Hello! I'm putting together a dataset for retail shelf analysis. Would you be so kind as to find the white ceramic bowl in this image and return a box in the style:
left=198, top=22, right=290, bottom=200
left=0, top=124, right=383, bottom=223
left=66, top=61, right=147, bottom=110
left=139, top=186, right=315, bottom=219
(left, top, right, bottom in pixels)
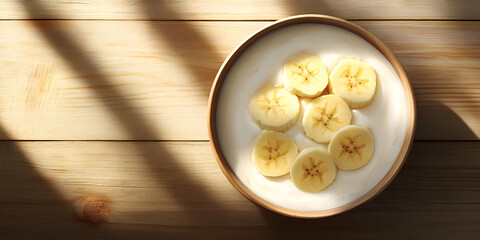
left=208, top=15, right=415, bottom=218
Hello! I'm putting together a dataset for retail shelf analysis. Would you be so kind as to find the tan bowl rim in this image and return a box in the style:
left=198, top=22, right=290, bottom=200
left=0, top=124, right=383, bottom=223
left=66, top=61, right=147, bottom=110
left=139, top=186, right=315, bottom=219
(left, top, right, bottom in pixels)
left=207, top=14, right=416, bottom=218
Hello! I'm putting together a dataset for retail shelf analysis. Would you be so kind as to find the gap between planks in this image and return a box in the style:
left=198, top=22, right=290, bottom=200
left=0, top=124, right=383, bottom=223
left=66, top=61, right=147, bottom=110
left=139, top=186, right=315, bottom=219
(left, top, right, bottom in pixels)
left=0, top=139, right=210, bottom=142
left=0, top=140, right=478, bottom=142
left=0, top=19, right=479, bottom=21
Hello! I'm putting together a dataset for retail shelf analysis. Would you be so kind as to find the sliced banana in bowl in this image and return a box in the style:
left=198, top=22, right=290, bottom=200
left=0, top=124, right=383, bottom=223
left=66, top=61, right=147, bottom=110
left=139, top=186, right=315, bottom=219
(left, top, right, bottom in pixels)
left=302, top=95, right=352, bottom=143
left=328, top=125, right=375, bottom=170
left=284, top=53, right=329, bottom=97
left=290, top=147, right=337, bottom=193
left=252, top=131, right=299, bottom=177
left=209, top=14, right=415, bottom=218
left=329, top=59, right=377, bottom=109
left=248, top=86, right=300, bottom=132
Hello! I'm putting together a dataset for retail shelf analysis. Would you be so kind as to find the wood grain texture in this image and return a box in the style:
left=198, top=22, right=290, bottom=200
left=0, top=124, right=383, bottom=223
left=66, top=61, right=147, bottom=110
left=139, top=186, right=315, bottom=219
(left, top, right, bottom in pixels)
left=1, top=1, right=478, bottom=239
left=1, top=141, right=479, bottom=239
left=0, top=21, right=479, bottom=140
left=1, top=0, right=479, bottom=20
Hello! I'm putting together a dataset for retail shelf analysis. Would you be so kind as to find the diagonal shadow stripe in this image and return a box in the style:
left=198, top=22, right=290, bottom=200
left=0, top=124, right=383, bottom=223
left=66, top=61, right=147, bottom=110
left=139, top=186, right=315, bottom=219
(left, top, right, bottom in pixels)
left=19, top=0, right=244, bottom=230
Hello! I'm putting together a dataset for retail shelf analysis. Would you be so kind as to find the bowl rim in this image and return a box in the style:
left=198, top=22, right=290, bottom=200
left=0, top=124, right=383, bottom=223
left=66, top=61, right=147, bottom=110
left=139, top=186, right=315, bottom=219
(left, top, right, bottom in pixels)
left=207, top=14, right=416, bottom=218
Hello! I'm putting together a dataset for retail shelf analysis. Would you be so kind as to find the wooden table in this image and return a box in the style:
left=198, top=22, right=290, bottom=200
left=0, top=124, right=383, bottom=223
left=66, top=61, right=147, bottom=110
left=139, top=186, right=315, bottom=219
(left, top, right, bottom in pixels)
left=1, top=1, right=479, bottom=239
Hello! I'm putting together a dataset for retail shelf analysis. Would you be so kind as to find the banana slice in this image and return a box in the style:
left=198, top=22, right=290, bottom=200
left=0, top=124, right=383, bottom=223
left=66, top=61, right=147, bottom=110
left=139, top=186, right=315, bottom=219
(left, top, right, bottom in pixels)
left=329, top=59, right=377, bottom=108
left=302, top=95, right=352, bottom=143
left=252, top=131, right=298, bottom=177
left=248, top=85, right=300, bottom=131
left=290, top=147, right=337, bottom=193
left=283, top=53, right=328, bottom=97
left=328, top=125, right=374, bottom=170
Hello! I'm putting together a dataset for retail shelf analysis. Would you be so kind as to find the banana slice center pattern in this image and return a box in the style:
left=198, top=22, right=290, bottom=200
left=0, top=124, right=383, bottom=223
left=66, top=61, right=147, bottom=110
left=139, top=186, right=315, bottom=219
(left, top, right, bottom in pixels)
left=338, top=136, right=366, bottom=159
left=341, top=68, right=370, bottom=93
left=312, top=105, right=342, bottom=130
left=256, top=94, right=288, bottom=118
left=301, top=157, right=327, bottom=184
left=292, top=62, right=319, bottom=85
left=262, top=139, right=289, bottom=167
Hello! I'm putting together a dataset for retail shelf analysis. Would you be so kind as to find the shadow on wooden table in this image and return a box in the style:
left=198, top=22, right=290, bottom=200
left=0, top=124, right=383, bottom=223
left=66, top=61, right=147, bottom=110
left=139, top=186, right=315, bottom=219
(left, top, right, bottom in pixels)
left=0, top=126, right=70, bottom=236
left=141, top=1, right=222, bottom=98
left=0, top=125, right=174, bottom=239
left=10, top=1, right=479, bottom=239
left=16, top=0, right=248, bottom=236
left=416, top=101, right=478, bottom=140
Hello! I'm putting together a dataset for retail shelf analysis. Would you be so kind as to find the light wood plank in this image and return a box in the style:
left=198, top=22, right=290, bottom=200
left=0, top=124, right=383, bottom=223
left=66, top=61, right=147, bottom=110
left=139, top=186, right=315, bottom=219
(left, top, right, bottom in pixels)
left=1, top=141, right=479, bottom=239
left=0, top=21, right=479, bottom=140
left=1, top=0, right=479, bottom=20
